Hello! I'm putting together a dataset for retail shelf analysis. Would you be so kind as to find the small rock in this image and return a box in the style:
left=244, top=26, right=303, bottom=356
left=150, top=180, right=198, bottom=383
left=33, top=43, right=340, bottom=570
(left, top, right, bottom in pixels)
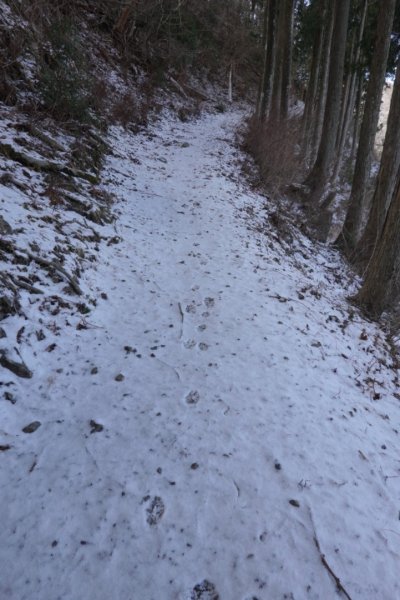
left=115, top=373, right=124, bottom=382
left=274, top=462, right=282, bottom=471
left=100, top=292, right=108, bottom=300
left=4, top=391, right=16, bottom=404
left=0, top=215, right=12, bottom=235
left=91, top=367, right=98, bottom=375
left=22, top=421, right=41, bottom=434
left=0, top=444, right=11, bottom=451
left=190, top=463, right=199, bottom=470
left=289, top=499, right=300, bottom=508
left=89, top=420, right=103, bottom=433
left=0, top=327, right=6, bottom=339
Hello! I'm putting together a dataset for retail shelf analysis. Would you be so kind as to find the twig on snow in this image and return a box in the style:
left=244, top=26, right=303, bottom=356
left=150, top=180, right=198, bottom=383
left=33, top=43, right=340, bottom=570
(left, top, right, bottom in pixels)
left=155, top=358, right=181, bottom=382
left=177, top=302, right=184, bottom=338
left=309, top=508, right=353, bottom=600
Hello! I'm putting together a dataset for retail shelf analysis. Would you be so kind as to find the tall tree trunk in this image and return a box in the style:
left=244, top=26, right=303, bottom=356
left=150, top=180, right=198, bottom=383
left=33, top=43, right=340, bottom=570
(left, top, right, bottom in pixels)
left=355, top=175, right=400, bottom=316
left=356, top=64, right=400, bottom=265
left=260, top=0, right=277, bottom=120
left=336, top=31, right=356, bottom=151
left=301, top=0, right=328, bottom=160
left=270, top=2, right=283, bottom=120
left=350, top=68, right=364, bottom=165
left=332, top=0, right=368, bottom=181
left=279, top=0, right=294, bottom=121
left=341, top=0, right=396, bottom=249
left=228, top=63, right=233, bottom=103
left=256, top=0, right=269, bottom=117
left=310, top=7, right=334, bottom=166
left=304, top=0, right=351, bottom=201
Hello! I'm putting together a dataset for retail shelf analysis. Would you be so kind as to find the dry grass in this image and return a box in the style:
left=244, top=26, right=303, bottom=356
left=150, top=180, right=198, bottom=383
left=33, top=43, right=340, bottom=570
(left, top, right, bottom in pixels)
left=110, top=92, right=140, bottom=129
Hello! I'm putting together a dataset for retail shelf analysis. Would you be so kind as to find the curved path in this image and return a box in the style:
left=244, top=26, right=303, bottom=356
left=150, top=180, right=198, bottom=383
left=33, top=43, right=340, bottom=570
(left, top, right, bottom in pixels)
left=2, top=109, right=400, bottom=600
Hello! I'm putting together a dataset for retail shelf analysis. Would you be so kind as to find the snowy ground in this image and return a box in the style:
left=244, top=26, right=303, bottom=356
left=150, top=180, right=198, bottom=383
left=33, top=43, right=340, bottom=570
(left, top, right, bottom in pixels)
left=1, top=108, right=400, bottom=600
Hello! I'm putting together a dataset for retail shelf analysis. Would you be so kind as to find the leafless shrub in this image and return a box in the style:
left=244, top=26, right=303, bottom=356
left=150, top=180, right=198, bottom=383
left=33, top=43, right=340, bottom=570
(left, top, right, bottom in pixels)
left=244, top=115, right=303, bottom=197
left=110, top=92, right=139, bottom=129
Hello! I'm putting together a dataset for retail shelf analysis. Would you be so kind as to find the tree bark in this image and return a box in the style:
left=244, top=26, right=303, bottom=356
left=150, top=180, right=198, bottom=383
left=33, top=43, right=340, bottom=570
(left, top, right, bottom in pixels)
left=350, top=68, right=364, bottom=165
left=342, top=0, right=396, bottom=249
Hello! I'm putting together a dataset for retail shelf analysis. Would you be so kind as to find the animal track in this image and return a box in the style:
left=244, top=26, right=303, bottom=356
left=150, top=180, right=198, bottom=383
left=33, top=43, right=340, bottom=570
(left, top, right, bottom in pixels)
left=190, top=580, right=219, bottom=600
left=186, top=390, right=200, bottom=404
left=204, top=297, right=215, bottom=308
left=184, top=339, right=196, bottom=349
left=145, top=496, right=165, bottom=526
left=198, top=343, right=209, bottom=351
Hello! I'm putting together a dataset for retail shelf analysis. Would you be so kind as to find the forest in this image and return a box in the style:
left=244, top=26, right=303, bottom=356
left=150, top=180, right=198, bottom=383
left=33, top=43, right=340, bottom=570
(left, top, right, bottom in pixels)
left=251, top=0, right=400, bottom=318
left=2, top=0, right=399, bottom=315
left=1, top=1, right=400, bottom=599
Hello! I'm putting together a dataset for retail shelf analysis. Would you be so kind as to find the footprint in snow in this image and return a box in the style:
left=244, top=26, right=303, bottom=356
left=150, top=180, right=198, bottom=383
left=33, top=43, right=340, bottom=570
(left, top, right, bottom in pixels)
left=185, top=390, right=200, bottom=405
left=145, top=496, right=165, bottom=526
left=184, top=339, right=197, bottom=349
left=204, top=297, right=215, bottom=308
left=190, top=580, right=219, bottom=600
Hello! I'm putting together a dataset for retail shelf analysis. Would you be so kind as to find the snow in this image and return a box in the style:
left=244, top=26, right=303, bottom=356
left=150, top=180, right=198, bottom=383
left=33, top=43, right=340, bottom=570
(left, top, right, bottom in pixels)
left=1, top=107, right=400, bottom=600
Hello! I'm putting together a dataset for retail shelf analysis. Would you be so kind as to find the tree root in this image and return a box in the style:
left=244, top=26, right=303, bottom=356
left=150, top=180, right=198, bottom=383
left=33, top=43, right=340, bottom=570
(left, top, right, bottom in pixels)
left=0, top=143, right=98, bottom=184
left=27, top=252, right=82, bottom=296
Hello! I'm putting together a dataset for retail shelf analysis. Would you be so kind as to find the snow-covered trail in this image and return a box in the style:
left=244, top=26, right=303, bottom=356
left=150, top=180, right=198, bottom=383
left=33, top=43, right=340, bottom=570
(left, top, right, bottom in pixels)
left=2, top=109, right=400, bottom=600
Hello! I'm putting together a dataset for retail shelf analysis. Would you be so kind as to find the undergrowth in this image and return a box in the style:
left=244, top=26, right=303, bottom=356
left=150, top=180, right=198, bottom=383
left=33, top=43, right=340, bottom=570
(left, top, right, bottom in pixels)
left=243, top=114, right=303, bottom=198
